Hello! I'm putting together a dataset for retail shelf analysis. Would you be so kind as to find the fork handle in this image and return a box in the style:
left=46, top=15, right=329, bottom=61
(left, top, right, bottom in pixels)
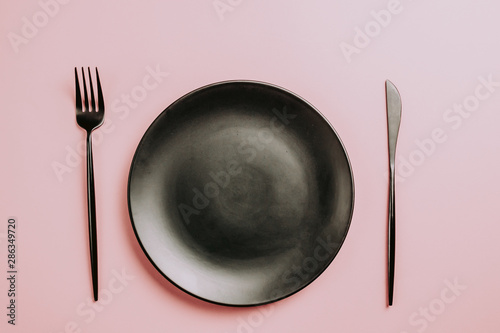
left=86, top=132, right=99, bottom=301
left=388, top=166, right=395, bottom=306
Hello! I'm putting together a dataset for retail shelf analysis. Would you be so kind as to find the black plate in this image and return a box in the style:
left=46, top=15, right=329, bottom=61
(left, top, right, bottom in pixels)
left=128, top=81, right=354, bottom=306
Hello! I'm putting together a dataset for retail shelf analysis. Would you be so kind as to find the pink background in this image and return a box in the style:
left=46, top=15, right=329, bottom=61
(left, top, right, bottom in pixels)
left=1, top=0, right=500, bottom=332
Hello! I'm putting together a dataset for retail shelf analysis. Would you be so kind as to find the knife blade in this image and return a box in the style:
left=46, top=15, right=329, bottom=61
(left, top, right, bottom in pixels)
left=386, top=79, right=401, bottom=306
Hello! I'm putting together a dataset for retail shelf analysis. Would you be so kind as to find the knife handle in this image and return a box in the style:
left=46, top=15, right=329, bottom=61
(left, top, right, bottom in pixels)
left=388, top=167, right=395, bottom=306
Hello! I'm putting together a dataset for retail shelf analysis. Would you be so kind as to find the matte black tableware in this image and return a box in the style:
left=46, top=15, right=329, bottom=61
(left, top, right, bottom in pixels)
left=75, top=67, right=105, bottom=301
left=385, top=80, right=402, bottom=306
left=128, top=81, right=354, bottom=306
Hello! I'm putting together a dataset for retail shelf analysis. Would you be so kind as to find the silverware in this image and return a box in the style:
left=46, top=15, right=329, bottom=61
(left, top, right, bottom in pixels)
left=75, top=67, right=105, bottom=301
left=385, top=79, right=401, bottom=306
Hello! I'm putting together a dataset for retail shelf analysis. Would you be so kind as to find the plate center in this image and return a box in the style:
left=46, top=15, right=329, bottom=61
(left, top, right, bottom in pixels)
left=175, top=143, right=310, bottom=261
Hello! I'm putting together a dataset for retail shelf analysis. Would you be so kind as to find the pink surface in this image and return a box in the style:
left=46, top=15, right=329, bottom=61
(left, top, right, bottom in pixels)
left=1, top=0, right=500, bottom=332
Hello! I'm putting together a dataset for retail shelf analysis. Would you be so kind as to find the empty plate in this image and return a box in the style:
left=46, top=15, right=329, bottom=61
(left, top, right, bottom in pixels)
left=128, top=80, right=354, bottom=306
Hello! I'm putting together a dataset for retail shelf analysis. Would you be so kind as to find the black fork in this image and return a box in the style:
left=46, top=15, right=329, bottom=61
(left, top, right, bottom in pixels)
left=75, top=67, right=105, bottom=301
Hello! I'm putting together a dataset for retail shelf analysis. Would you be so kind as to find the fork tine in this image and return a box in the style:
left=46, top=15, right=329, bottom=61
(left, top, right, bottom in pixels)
left=81, top=67, right=89, bottom=112
left=95, top=68, right=104, bottom=111
left=87, top=67, right=96, bottom=112
left=75, top=68, right=82, bottom=111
